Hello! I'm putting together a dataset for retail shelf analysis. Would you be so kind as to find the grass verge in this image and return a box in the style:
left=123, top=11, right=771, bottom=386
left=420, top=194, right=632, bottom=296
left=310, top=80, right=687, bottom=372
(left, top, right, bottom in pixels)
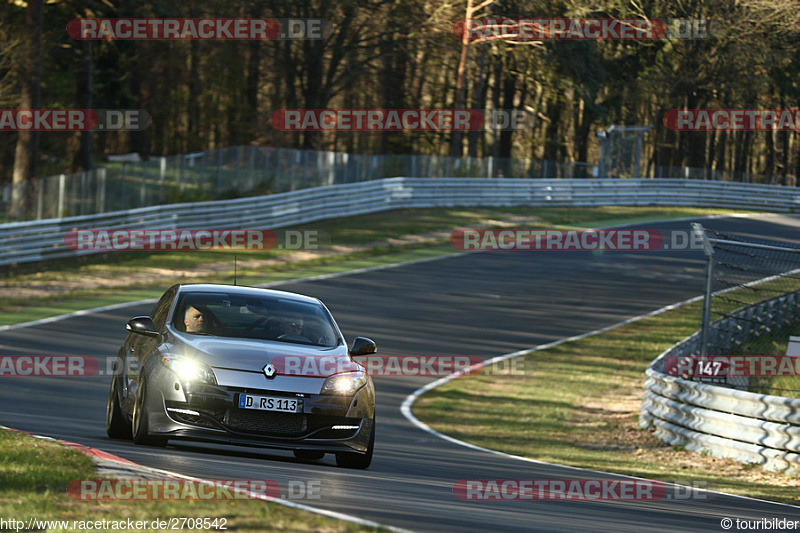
left=0, top=429, right=381, bottom=532
left=413, top=299, right=800, bottom=505
left=0, top=206, right=745, bottom=327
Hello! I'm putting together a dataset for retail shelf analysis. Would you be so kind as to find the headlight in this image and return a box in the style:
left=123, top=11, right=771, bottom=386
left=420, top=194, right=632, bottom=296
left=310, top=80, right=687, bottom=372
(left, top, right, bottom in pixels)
left=161, top=354, right=217, bottom=385
left=320, top=371, right=367, bottom=395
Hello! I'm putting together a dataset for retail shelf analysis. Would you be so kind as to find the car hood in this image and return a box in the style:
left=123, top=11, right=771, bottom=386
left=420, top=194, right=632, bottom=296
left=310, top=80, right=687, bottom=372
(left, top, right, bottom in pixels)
left=170, top=333, right=358, bottom=377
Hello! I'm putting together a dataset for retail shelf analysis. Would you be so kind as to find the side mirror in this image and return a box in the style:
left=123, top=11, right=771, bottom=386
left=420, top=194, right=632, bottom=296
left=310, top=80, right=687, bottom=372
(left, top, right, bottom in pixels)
left=126, top=316, right=159, bottom=338
left=349, top=337, right=377, bottom=356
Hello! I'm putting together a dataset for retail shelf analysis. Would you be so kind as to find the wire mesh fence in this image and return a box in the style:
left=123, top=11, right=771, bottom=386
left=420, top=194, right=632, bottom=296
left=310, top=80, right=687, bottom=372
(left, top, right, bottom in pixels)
left=4, top=142, right=798, bottom=222
left=0, top=146, right=599, bottom=222
left=597, top=125, right=651, bottom=179
left=694, top=224, right=800, bottom=397
left=653, top=165, right=792, bottom=184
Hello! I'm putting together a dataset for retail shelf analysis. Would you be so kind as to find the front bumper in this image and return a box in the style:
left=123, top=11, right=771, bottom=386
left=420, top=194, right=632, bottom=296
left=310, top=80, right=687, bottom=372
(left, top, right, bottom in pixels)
left=143, top=367, right=375, bottom=453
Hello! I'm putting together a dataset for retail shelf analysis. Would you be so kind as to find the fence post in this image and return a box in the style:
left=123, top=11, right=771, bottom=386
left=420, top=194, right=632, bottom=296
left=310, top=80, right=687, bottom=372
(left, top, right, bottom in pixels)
left=35, top=178, right=43, bottom=220
left=235, top=145, right=242, bottom=192
left=700, top=255, right=714, bottom=356
left=248, top=146, right=255, bottom=192
left=216, top=148, right=223, bottom=199
left=634, top=133, right=643, bottom=178
left=121, top=166, right=127, bottom=209
left=693, top=223, right=714, bottom=356
left=179, top=155, right=185, bottom=192
left=140, top=168, right=147, bottom=206
left=80, top=171, right=87, bottom=216
left=199, top=151, right=206, bottom=196
left=268, top=148, right=278, bottom=192
left=327, top=151, right=335, bottom=185
left=156, top=158, right=163, bottom=205
left=98, top=168, right=106, bottom=213
left=57, top=174, right=66, bottom=218
left=290, top=150, right=298, bottom=191
left=303, top=150, right=309, bottom=189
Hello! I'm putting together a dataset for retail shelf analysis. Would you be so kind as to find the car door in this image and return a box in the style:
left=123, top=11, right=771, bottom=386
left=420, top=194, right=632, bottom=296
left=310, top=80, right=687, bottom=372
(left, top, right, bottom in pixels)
left=121, top=285, right=177, bottom=412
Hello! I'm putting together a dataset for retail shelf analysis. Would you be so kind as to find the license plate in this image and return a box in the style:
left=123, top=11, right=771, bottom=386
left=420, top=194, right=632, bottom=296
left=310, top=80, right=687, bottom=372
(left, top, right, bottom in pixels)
left=238, top=394, right=301, bottom=413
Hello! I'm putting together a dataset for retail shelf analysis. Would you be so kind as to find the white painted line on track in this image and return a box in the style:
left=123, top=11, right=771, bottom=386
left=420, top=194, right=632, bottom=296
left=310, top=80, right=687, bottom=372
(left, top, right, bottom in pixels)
left=0, top=299, right=159, bottom=332
left=9, top=212, right=795, bottom=510
left=5, top=211, right=796, bottom=514
left=0, top=252, right=458, bottom=333
left=131, top=465, right=413, bottom=532
left=0, top=424, right=410, bottom=532
left=0, top=211, right=748, bottom=332
left=400, top=294, right=800, bottom=510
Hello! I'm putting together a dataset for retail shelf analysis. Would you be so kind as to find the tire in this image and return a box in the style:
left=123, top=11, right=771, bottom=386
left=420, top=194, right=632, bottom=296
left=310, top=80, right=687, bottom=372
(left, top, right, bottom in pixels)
left=106, top=376, right=132, bottom=440
left=132, top=375, right=168, bottom=447
left=335, top=418, right=375, bottom=469
left=293, top=450, right=325, bottom=461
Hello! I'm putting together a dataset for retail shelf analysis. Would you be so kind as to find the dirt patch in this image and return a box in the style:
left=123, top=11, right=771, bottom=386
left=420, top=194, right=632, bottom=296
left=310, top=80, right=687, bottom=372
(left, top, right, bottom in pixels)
left=0, top=244, right=387, bottom=301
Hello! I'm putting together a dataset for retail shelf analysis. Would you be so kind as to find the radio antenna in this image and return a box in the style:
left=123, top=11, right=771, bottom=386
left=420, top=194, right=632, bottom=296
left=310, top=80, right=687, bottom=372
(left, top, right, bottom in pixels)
left=234, top=255, right=238, bottom=286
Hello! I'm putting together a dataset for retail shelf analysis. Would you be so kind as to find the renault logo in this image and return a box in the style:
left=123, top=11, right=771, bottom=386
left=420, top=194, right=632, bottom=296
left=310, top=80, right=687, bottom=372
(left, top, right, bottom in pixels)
left=262, top=363, right=276, bottom=379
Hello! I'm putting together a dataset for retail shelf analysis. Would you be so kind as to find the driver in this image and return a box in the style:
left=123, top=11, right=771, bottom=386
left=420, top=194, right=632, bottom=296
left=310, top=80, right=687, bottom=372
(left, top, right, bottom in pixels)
left=278, top=318, right=303, bottom=337
left=184, top=306, right=206, bottom=333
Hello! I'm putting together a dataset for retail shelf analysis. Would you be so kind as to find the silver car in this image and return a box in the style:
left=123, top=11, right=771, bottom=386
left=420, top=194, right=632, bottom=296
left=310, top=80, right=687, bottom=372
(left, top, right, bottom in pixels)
left=106, top=283, right=377, bottom=469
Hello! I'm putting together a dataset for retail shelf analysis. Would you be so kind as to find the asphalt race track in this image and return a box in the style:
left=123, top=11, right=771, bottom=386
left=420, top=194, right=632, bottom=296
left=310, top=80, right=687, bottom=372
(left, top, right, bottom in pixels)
left=2, top=214, right=800, bottom=532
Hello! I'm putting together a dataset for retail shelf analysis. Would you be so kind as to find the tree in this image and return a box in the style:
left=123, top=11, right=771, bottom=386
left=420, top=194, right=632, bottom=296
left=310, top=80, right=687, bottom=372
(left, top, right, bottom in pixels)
left=10, top=0, right=42, bottom=219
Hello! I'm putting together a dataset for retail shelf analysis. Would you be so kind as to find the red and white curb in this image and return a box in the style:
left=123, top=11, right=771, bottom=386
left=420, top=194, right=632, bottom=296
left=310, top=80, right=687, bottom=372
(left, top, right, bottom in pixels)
left=0, top=425, right=407, bottom=531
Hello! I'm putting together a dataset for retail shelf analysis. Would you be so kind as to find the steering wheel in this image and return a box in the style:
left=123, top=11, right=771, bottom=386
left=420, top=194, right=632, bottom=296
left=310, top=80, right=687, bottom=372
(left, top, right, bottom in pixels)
left=277, top=333, right=313, bottom=343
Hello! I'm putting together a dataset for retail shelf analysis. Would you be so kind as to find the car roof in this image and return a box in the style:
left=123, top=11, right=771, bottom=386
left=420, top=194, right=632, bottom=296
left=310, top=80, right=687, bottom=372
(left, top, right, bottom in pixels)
left=174, top=283, right=322, bottom=305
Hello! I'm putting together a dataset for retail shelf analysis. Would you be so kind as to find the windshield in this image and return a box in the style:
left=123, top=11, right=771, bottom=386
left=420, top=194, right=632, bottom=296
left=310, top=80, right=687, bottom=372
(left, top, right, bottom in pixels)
left=173, top=291, right=341, bottom=348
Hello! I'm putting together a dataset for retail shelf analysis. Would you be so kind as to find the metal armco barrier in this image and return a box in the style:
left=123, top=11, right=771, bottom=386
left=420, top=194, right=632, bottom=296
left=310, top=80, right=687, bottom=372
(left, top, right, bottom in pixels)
left=640, top=292, right=800, bottom=474
left=3, top=177, right=800, bottom=267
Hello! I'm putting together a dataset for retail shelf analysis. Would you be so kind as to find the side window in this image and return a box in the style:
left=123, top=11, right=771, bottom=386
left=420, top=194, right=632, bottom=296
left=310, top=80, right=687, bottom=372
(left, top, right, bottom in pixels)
left=151, top=286, right=177, bottom=330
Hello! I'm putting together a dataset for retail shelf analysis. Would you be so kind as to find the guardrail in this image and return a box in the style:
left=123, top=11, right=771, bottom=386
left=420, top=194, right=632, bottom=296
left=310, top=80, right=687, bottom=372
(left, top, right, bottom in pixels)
left=640, top=291, right=800, bottom=474
left=3, top=177, right=800, bottom=267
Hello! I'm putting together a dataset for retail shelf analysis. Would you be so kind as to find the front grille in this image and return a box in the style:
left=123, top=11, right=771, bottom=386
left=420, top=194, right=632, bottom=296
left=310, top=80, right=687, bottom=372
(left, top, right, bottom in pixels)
left=170, top=411, right=217, bottom=429
left=305, top=416, right=362, bottom=439
left=167, top=403, right=226, bottom=429
left=224, top=410, right=307, bottom=435
left=313, top=427, right=360, bottom=439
